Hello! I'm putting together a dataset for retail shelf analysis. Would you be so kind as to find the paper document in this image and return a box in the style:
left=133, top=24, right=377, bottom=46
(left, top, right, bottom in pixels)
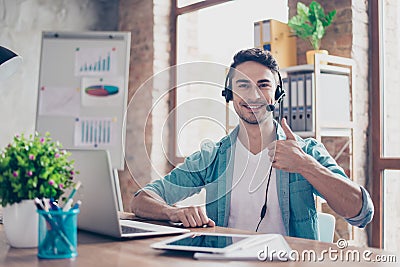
left=194, top=234, right=292, bottom=261
left=38, top=86, right=80, bottom=116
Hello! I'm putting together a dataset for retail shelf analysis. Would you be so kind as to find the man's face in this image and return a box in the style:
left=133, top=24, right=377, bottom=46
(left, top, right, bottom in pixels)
left=231, top=61, right=277, bottom=125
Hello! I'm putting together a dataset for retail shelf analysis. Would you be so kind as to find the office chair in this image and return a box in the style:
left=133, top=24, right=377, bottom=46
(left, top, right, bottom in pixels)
left=317, top=212, right=336, bottom=243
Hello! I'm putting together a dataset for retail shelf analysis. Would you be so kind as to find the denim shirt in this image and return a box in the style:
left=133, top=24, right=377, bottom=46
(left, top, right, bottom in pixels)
left=141, top=123, right=374, bottom=240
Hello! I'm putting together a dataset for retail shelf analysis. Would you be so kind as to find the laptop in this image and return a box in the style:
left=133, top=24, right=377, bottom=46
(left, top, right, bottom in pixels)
left=67, top=149, right=189, bottom=238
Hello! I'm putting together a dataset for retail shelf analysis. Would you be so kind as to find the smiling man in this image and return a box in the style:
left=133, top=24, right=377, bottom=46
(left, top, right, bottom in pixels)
left=131, top=48, right=374, bottom=239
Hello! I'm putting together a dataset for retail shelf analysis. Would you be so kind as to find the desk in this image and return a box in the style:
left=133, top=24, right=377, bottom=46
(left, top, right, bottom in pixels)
left=0, top=224, right=397, bottom=267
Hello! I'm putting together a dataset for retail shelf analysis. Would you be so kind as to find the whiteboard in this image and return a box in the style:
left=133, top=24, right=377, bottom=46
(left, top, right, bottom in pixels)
left=36, top=31, right=131, bottom=170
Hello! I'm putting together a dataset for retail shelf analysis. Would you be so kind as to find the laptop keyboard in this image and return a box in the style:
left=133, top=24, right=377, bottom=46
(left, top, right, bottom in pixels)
left=121, top=225, right=153, bottom=234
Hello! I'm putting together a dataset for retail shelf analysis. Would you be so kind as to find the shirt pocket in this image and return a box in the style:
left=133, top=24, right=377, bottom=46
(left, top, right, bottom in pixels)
left=289, top=179, right=316, bottom=222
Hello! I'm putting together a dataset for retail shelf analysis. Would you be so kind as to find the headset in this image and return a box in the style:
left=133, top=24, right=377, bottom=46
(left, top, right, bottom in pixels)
left=221, top=65, right=286, bottom=232
left=222, top=67, right=286, bottom=112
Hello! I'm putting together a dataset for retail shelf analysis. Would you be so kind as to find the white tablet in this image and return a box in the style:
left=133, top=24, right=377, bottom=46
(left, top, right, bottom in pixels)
left=151, top=232, right=260, bottom=253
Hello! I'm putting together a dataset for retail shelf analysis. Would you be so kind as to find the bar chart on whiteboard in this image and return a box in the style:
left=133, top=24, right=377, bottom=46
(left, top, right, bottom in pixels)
left=74, top=47, right=117, bottom=76
left=74, top=117, right=117, bottom=147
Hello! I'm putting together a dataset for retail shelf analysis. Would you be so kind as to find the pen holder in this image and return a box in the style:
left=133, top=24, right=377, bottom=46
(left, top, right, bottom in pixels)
left=37, top=208, right=79, bottom=259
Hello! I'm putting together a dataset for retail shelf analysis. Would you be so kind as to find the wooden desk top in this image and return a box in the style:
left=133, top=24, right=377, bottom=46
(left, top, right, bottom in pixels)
left=0, top=223, right=397, bottom=267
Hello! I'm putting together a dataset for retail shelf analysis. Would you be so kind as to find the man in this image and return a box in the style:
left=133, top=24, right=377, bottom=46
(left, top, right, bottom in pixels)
left=132, top=48, right=374, bottom=240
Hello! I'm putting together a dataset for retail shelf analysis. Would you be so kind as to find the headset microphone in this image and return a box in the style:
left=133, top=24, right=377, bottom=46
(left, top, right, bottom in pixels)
left=265, top=90, right=286, bottom=112
left=266, top=103, right=277, bottom=112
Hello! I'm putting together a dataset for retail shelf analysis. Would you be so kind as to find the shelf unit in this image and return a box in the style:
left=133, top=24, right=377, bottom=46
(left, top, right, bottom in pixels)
left=283, top=54, right=356, bottom=241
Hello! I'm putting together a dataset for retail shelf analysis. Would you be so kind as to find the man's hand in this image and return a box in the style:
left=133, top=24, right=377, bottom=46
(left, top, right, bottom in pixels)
left=267, top=118, right=311, bottom=173
left=165, top=206, right=216, bottom=228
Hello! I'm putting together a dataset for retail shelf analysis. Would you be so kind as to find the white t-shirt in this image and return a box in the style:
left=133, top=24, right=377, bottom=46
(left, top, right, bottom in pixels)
left=227, top=138, right=286, bottom=234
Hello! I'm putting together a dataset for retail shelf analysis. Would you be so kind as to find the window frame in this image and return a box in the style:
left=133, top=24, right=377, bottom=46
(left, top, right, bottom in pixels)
left=169, top=0, right=233, bottom=166
left=370, top=0, right=400, bottom=248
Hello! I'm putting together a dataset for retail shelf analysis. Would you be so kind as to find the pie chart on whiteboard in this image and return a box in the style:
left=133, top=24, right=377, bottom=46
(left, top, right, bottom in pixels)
left=85, top=85, right=119, bottom=96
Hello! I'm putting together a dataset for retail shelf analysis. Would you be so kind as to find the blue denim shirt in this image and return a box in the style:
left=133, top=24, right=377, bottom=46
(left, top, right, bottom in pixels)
left=141, top=123, right=374, bottom=240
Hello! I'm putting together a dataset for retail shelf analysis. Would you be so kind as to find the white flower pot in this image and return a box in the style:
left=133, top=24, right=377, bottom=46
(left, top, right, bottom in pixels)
left=3, top=200, right=38, bottom=248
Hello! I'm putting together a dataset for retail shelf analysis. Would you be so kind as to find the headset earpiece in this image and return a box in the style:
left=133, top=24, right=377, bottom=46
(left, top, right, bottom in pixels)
left=222, top=69, right=233, bottom=102
left=274, top=71, right=285, bottom=102
left=275, top=85, right=282, bottom=101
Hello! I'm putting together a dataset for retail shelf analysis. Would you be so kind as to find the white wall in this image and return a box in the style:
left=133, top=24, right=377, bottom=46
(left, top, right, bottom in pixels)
left=0, top=0, right=117, bottom=148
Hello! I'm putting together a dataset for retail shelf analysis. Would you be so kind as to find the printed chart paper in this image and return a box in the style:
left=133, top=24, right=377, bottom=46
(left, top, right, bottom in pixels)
left=38, top=86, right=80, bottom=116
left=81, top=77, right=124, bottom=107
left=75, top=47, right=117, bottom=76
left=74, top=117, right=117, bottom=147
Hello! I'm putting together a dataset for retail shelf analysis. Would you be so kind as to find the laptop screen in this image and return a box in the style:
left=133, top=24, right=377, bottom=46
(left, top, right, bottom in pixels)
left=67, top=149, right=122, bottom=237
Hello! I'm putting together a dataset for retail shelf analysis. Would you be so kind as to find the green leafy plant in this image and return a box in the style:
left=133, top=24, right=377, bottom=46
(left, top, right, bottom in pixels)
left=288, top=1, right=336, bottom=50
left=0, top=132, right=77, bottom=207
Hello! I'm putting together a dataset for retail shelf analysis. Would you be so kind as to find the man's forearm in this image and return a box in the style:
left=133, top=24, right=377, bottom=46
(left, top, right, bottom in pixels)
left=131, top=190, right=173, bottom=220
left=299, top=155, right=363, bottom=219
left=131, top=189, right=216, bottom=227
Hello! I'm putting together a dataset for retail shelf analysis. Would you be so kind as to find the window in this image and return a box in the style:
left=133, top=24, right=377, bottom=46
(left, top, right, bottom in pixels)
left=383, top=170, right=400, bottom=252
left=370, top=0, right=400, bottom=249
left=177, top=0, right=203, bottom=8
left=171, top=0, right=288, bottom=163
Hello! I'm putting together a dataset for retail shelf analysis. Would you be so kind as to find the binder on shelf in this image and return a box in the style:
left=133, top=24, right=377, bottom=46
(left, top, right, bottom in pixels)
left=282, top=77, right=290, bottom=124
left=253, top=19, right=297, bottom=68
left=305, top=73, right=313, bottom=132
left=296, top=74, right=306, bottom=131
left=289, top=75, right=298, bottom=131
left=273, top=104, right=280, bottom=122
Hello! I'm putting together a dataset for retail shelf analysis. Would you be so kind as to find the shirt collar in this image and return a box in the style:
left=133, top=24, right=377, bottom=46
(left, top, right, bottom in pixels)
left=219, top=120, right=306, bottom=153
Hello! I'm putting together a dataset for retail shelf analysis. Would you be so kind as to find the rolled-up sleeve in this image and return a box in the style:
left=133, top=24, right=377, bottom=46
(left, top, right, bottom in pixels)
left=305, top=138, right=374, bottom=228
left=345, top=186, right=374, bottom=228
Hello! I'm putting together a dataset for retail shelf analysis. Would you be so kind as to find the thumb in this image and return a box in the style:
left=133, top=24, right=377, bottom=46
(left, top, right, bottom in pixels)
left=207, top=219, right=216, bottom=227
left=281, top=118, right=296, bottom=140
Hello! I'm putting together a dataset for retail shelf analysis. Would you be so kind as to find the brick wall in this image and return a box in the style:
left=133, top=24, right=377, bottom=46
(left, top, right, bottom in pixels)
left=118, top=0, right=155, bottom=211
left=151, top=0, right=172, bottom=181
left=117, top=0, right=173, bottom=211
left=288, top=0, right=370, bottom=246
left=289, top=0, right=352, bottom=64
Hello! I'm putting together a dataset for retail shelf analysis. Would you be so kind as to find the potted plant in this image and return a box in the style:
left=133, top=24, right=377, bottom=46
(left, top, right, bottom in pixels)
left=0, top=132, right=76, bottom=248
left=288, top=1, right=336, bottom=64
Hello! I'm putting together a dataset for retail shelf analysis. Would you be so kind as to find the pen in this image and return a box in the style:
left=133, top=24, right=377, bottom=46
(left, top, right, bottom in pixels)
left=42, top=198, right=51, bottom=212
left=62, top=199, right=74, bottom=212
left=62, top=181, right=81, bottom=211
left=71, top=200, right=81, bottom=210
left=49, top=198, right=60, bottom=211
left=34, top=197, right=46, bottom=211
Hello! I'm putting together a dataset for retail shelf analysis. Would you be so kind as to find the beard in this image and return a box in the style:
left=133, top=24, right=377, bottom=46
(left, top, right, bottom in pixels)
left=233, top=102, right=269, bottom=125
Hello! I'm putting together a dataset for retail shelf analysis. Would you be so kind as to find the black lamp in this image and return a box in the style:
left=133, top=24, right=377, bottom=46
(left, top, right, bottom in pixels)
left=0, top=46, right=22, bottom=81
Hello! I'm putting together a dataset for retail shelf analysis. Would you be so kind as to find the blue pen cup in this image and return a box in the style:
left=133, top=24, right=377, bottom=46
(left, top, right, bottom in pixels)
left=37, top=208, right=80, bottom=259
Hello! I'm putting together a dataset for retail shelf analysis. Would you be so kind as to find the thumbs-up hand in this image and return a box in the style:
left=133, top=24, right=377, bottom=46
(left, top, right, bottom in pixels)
left=267, top=118, right=310, bottom=173
left=281, top=118, right=296, bottom=140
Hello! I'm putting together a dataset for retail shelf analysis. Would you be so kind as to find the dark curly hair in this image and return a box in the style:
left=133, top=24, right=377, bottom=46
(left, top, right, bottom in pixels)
left=230, top=48, right=279, bottom=74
